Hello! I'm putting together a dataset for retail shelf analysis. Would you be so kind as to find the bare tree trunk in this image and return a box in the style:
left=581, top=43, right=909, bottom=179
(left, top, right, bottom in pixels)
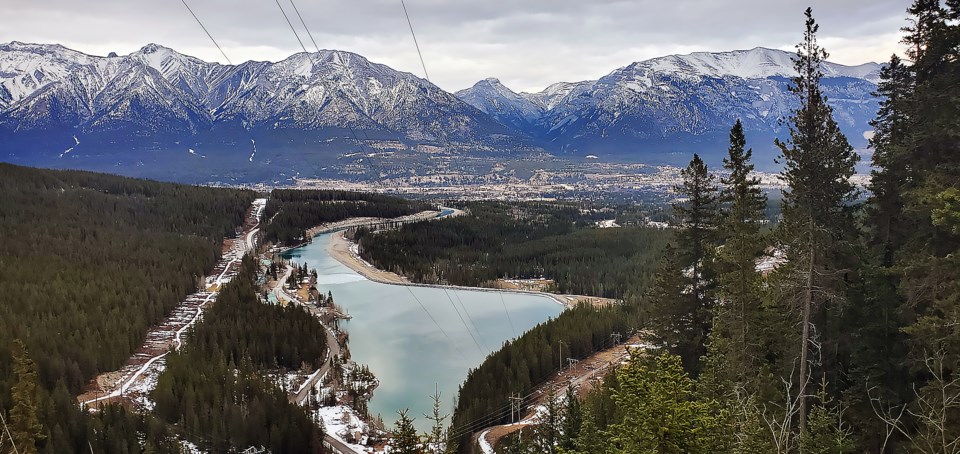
left=799, top=240, right=816, bottom=436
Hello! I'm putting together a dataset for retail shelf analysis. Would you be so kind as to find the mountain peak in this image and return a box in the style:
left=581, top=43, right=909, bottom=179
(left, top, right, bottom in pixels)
left=631, top=46, right=881, bottom=82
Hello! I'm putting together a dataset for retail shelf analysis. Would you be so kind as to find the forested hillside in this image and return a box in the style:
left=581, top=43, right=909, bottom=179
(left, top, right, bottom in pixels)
left=471, top=5, right=960, bottom=453
left=356, top=202, right=671, bottom=298
left=152, top=257, right=326, bottom=453
left=262, top=189, right=432, bottom=244
left=0, top=163, right=254, bottom=452
left=449, top=304, right=639, bottom=448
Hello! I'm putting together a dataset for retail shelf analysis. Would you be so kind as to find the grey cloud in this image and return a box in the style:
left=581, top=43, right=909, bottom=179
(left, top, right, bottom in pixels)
left=3, top=0, right=908, bottom=92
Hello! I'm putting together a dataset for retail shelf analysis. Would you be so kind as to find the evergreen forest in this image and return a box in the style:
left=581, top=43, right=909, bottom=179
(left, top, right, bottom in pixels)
left=0, top=163, right=254, bottom=452
left=356, top=202, right=671, bottom=299
left=448, top=5, right=960, bottom=452
left=262, top=189, right=432, bottom=244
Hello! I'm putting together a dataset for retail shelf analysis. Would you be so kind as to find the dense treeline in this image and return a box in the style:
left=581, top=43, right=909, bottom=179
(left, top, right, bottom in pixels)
left=180, top=257, right=327, bottom=370
left=263, top=189, right=431, bottom=244
left=449, top=304, right=636, bottom=448
left=0, top=163, right=254, bottom=453
left=357, top=201, right=671, bottom=298
left=489, top=5, right=960, bottom=453
left=152, top=256, right=326, bottom=453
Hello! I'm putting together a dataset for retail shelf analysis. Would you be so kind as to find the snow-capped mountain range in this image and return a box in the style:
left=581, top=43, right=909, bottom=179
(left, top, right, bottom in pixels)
left=0, top=41, right=514, bottom=147
left=0, top=42, right=880, bottom=180
left=456, top=47, right=881, bottom=167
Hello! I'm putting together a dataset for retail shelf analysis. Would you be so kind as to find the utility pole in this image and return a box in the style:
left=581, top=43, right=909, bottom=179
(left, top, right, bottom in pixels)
left=558, top=340, right=566, bottom=371
left=509, top=393, right=523, bottom=424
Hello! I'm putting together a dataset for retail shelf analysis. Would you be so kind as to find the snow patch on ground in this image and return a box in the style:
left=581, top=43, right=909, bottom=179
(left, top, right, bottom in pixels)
left=478, top=429, right=495, bottom=454
left=314, top=406, right=372, bottom=452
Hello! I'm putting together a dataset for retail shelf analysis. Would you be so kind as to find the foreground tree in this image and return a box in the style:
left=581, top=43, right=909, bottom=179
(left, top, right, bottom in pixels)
left=393, top=410, right=422, bottom=454
left=607, top=352, right=730, bottom=453
left=773, top=7, right=859, bottom=434
left=708, top=120, right=770, bottom=390
left=645, top=154, right=720, bottom=372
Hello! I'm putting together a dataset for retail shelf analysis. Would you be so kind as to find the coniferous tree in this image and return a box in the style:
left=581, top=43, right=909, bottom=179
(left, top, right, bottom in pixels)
left=607, top=353, right=730, bottom=453
left=392, top=410, right=422, bottom=454
left=571, top=408, right=607, bottom=454
left=646, top=153, right=719, bottom=372
left=773, top=7, right=858, bottom=434
left=868, top=55, right=915, bottom=262
left=8, top=340, right=43, bottom=454
left=707, top=120, right=770, bottom=391
left=424, top=389, right=448, bottom=454
left=533, top=389, right=564, bottom=454
left=560, top=386, right=582, bottom=451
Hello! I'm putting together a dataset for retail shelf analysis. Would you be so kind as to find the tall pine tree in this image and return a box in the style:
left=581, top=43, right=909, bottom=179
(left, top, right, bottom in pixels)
left=773, top=7, right=858, bottom=435
left=708, top=120, right=770, bottom=390
left=645, top=154, right=719, bottom=373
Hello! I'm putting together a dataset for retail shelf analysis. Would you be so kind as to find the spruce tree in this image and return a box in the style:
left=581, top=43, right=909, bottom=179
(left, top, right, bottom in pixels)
left=892, top=3, right=960, bottom=451
left=774, top=7, right=858, bottom=435
left=571, top=408, right=606, bottom=454
left=392, top=409, right=422, bottom=454
left=709, top=120, right=769, bottom=389
left=645, top=154, right=720, bottom=372
left=868, top=55, right=915, bottom=262
left=560, top=386, right=582, bottom=451
left=607, top=352, right=730, bottom=453
left=9, top=340, right=43, bottom=454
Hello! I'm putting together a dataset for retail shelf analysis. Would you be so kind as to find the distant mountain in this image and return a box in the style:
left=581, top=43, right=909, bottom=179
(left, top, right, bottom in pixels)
left=454, top=78, right=543, bottom=130
left=0, top=42, right=522, bottom=159
left=457, top=47, right=881, bottom=168
left=0, top=43, right=881, bottom=181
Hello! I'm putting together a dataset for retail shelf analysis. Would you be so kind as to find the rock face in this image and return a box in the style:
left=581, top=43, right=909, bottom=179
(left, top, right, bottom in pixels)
left=457, top=47, right=880, bottom=166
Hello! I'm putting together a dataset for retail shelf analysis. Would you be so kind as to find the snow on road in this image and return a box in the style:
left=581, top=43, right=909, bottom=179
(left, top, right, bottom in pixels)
left=479, top=430, right=495, bottom=454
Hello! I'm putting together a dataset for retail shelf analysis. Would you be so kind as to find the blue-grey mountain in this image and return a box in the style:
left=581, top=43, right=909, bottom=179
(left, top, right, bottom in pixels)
left=456, top=47, right=880, bottom=169
left=0, top=43, right=879, bottom=181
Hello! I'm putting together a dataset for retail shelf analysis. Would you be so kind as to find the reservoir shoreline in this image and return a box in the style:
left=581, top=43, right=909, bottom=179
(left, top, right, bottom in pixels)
left=324, top=229, right=572, bottom=308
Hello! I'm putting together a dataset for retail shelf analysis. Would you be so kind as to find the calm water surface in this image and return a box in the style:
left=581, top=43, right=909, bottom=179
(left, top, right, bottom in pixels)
left=284, top=233, right=563, bottom=429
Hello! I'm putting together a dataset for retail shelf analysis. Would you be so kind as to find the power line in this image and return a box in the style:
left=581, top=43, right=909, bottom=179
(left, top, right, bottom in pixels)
left=443, top=288, right=486, bottom=355
left=452, top=290, right=491, bottom=352
left=498, top=290, right=517, bottom=338
left=447, top=334, right=626, bottom=439
left=288, top=0, right=320, bottom=52
left=180, top=0, right=233, bottom=65
left=274, top=0, right=308, bottom=53
left=399, top=0, right=430, bottom=81
left=404, top=285, right=469, bottom=360
left=0, top=412, right=20, bottom=454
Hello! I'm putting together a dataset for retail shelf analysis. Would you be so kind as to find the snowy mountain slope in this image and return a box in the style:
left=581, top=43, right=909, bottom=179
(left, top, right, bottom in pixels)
left=455, top=78, right=544, bottom=130
left=457, top=47, right=881, bottom=164
left=0, top=41, right=517, bottom=149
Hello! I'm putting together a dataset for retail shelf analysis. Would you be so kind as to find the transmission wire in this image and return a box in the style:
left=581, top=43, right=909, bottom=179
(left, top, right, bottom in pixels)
left=399, top=0, right=430, bottom=81
left=180, top=0, right=233, bottom=64
left=274, top=0, right=309, bottom=53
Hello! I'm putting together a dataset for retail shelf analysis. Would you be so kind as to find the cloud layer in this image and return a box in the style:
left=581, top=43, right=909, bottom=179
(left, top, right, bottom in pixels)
left=4, top=0, right=908, bottom=92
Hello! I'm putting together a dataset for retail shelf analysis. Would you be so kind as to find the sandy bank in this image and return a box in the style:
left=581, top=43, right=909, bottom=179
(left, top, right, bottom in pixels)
left=324, top=231, right=615, bottom=309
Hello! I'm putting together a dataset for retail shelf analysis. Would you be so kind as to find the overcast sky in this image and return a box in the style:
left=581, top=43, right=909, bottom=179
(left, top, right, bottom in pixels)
left=4, top=0, right=909, bottom=93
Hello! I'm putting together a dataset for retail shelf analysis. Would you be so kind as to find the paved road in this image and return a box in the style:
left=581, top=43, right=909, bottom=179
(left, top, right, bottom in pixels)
left=291, top=323, right=341, bottom=404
